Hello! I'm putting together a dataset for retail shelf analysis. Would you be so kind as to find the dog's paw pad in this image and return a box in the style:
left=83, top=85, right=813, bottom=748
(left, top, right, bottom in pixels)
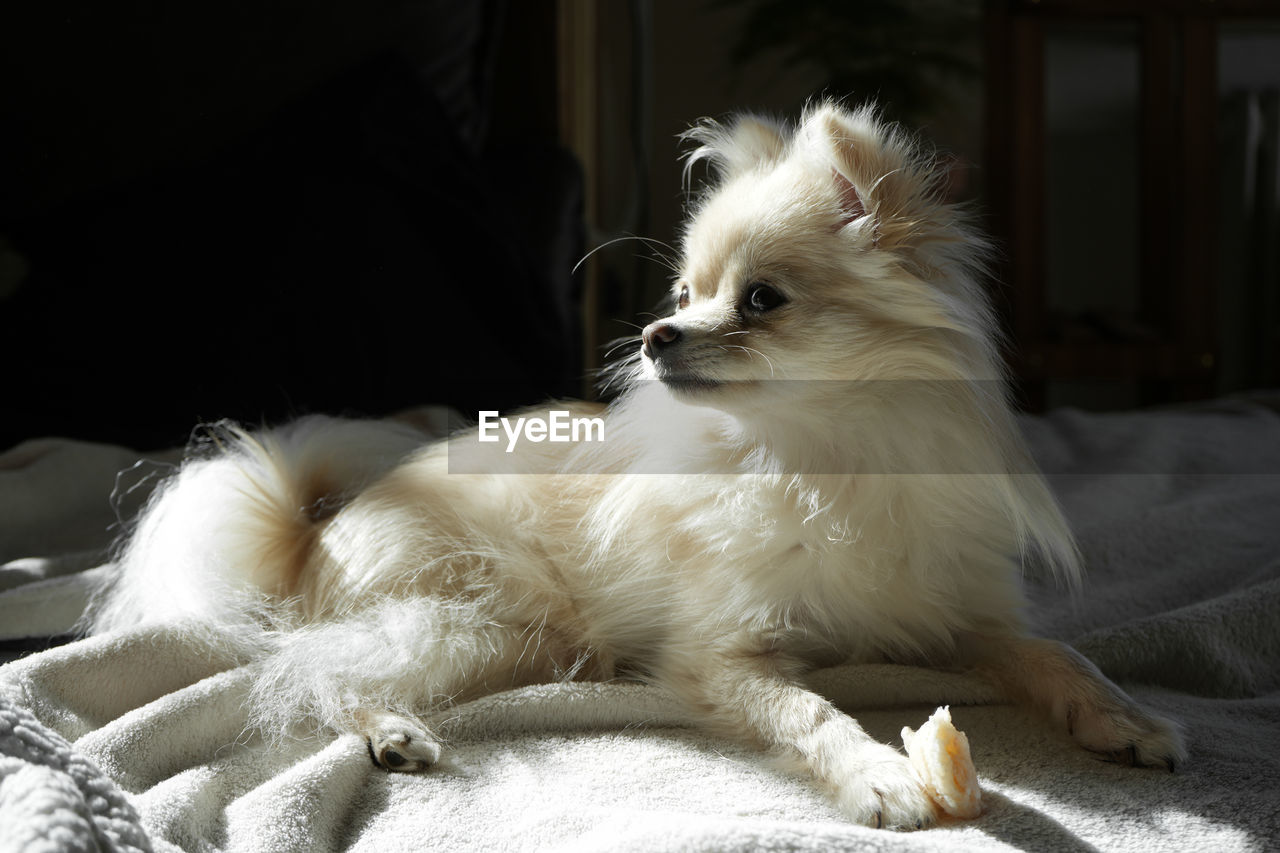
left=361, top=714, right=442, bottom=772
left=367, top=731, right=441, bottom=772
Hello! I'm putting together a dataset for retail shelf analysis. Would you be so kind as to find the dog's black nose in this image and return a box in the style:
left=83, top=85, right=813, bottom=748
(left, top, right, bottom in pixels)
left=641, top=322, right=681, bottom=359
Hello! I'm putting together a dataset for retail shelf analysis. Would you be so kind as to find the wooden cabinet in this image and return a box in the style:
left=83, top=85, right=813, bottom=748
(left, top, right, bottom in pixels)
left=985, top=0, right=1279, bottom=409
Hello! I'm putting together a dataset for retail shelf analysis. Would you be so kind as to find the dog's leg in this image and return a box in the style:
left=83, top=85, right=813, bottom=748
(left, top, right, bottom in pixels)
left=350, top=619, right=538, bottom=772
left=961, top=633, right=1186, bottom=769
left=255, top=599, right=543, bottom=773
left=658, top=640, right=936, bottom=830
left=353, top=616, right=550, bottom=772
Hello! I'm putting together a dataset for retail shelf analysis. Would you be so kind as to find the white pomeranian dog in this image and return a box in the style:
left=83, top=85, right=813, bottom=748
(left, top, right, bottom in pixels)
left=89, top=102, right=1184, bottom=830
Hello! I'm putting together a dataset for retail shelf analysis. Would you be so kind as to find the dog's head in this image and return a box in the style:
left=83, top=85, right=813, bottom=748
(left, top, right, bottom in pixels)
left=638, top=102, right=1000, bottom=407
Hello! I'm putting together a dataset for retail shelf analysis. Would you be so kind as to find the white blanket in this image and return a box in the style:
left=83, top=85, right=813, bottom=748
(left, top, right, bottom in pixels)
left=2, top=400, right=1279, bottom=852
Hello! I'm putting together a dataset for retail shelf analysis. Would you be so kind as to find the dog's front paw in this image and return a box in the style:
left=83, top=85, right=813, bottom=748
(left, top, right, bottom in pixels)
left=833, top=743, right=937, bottom=830
left=1062, top=696, right=1186, bottom=772
left=360, top=711, right=442, bottom=772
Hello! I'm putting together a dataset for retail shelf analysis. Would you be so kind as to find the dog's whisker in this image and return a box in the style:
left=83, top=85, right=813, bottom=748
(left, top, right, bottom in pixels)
left=573, top=234, right=681, bottom=276
left=724, top=344, right=777, bottom=377
left=634, top=253, right=679, bottom=274
left=602, top=337, right=642, bottom=362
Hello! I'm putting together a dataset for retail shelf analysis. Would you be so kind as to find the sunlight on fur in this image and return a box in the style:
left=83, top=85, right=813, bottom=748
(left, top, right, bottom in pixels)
left=86, top=100, right=1185, bottom=830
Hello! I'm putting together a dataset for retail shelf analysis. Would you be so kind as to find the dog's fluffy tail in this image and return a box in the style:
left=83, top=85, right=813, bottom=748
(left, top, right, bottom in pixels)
left=85, top=416, right=425, bottom=640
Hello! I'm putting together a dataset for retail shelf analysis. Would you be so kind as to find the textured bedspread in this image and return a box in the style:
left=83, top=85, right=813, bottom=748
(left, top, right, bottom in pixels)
left=2, top=399, right=1278, bottom=852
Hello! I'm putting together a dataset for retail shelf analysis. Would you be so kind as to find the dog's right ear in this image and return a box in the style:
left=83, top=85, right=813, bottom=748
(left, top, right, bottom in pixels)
left=680, top=114, right=788, bottom=186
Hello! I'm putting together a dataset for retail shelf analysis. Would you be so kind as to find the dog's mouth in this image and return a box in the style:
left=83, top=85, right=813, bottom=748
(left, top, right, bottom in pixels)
left=646, top=343, right=768, bottom=396
left=653, top=367, right=767, bottom=398
left=662, top=375, right=724, bottom=393
left=647, top=358, right=724, bottom=392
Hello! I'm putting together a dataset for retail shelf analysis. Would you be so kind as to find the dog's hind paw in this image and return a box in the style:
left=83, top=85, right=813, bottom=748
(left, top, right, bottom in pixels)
left=359, top=710, right=442, bottom=772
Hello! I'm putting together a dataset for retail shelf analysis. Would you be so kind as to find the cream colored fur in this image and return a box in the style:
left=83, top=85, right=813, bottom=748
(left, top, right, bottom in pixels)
left=88, top=102, right=1185, bottom=830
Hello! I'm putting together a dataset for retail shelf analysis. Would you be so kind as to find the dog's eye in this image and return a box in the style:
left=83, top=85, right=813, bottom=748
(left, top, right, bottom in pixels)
left=745, top=282, right=785, bottom=313
left=677, top=284, right=690, bottom=310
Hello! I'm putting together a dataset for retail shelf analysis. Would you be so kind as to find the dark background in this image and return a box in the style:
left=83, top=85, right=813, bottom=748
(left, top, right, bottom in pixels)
left=0, top=1, right=579, bottom=450
left=2, top=1, right=1278, bottom=451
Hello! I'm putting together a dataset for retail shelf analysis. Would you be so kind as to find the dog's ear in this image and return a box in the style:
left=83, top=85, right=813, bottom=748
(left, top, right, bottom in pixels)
left=805, top=104, right=914, bottom=241
left=831, top=167, right=866, bottom=230
left=681, top=114, right=788, bottom=185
